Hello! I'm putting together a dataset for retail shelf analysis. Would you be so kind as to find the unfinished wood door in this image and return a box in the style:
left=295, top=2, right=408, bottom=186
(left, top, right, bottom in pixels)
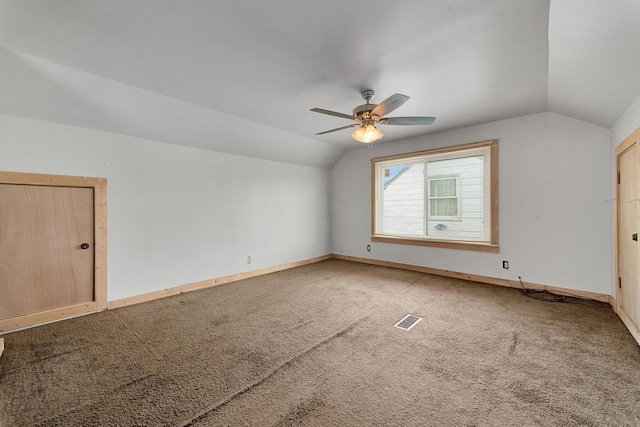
left=617, top=134, right=640, bottom=345
left=0, top=184, right=95, bottom=320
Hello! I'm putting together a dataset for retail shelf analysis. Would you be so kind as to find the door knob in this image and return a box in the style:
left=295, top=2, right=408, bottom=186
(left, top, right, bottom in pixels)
left=80, top=243, right=90, bottom=249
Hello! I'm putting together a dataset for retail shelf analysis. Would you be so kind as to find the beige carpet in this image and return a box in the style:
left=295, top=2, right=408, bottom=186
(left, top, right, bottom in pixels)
left=0, top=259, right=638, bottom=426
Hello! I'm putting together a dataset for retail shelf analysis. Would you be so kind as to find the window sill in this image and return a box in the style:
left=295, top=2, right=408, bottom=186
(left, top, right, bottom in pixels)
left=371, top=234, right=499, bottom=253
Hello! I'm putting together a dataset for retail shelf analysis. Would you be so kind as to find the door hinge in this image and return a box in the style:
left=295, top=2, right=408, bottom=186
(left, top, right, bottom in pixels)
left=619, top=277, right=622, bottom=289
left=618, top=172, right=621, bottom=184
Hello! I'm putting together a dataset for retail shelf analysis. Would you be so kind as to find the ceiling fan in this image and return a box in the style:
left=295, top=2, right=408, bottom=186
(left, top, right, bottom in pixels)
left=310, top=89, right=436, bottom=144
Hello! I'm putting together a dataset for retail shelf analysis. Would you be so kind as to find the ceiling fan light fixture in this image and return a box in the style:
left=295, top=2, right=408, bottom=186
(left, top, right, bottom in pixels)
left=311, top=89, right=435, bottom=143
left=352, top=122, right=384, bottom=143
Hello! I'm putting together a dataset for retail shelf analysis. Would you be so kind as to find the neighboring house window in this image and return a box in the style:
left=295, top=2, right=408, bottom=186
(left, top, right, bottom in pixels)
left=428, top=176, right=460, bottom=220
left=371, top=139, right=498, bottom=252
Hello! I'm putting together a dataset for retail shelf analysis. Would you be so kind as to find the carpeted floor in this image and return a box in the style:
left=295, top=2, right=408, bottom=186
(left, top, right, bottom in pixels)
left=0, top=259, right=639, bottom=426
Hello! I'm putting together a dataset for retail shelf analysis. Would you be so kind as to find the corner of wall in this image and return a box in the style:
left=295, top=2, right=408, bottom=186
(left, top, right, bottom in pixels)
left=611, top=93, right=640, bottom=148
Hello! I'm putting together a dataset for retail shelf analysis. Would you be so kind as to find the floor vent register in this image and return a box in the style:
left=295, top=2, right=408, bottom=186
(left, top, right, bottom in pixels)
left=394, top=314, right=422, bottom=331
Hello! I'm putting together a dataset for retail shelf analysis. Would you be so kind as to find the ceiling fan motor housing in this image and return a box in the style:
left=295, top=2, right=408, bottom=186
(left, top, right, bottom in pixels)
left=353, top=104, right=379, bottom=122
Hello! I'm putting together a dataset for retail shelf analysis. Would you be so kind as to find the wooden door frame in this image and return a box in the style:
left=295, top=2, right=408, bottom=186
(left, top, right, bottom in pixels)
left=615, top=127, right=640, bottom=345
left=0, top=171, right=107, bottom=333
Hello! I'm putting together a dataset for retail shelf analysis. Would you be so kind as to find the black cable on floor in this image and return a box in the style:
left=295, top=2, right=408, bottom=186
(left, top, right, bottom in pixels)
left=518, top=276, right=610, bottom=309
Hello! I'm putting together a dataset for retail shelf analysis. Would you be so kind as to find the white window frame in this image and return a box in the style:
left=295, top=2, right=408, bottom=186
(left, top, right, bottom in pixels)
left=371, top=139, right=499, bottom=253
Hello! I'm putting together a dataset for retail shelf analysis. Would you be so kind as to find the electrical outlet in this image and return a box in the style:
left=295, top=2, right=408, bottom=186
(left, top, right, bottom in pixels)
left=247, top=256, right=251, bottom=264
left=502, top=260, right=509, bottom=269
left=367, top=245, right=371, bottom=252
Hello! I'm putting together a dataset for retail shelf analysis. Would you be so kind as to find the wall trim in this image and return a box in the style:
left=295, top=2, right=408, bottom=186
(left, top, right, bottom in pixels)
left=1, top=252, right=615, bottom=336
left=616, top=306, right=640, bottom=345
left=0, top=302, right=98, bottom=334
left=108, top=254, right=332, bottom=310
left=331, top=254, right=611, bottom=303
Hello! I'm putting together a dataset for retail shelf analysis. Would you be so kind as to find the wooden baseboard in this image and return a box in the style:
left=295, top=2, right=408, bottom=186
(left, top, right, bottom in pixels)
left=609, top=295, right=640, bottom=346
left=3, top=253, right=616, bottom=338
left=331, top=254, right=612, bottom=303
left=616, top=307, right=640, bottom=346
left=0, top=302, right=99, bottom=334
left=108, top=254, right=332, bottom=310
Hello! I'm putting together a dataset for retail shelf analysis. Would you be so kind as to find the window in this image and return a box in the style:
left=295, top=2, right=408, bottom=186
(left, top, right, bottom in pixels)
left=371, top=139, right=498, bottom=252
left=428, top=176, right=460, bottom=219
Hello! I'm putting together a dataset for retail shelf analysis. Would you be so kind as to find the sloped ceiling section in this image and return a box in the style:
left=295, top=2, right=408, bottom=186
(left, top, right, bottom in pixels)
left=0, top=1, right=639, bottom=168
left=0, top=46, right=344, bottom=168
left=548, top=0, right=640, bottom=127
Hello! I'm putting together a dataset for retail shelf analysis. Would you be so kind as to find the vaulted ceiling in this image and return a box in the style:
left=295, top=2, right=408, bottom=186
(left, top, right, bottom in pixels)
left=1, top=0, right=639, bottom=168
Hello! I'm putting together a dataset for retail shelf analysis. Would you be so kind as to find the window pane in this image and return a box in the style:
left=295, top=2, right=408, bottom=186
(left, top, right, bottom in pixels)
left=427, top=155, right=484, bottom=239
left=382, top=163, right=424, bottom=235
left=430, top=178, right=456, bottom=197
left=430, top=198, right=457, bottom=216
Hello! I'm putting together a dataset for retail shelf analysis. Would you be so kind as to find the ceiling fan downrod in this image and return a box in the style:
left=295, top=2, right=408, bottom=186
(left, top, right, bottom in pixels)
left=361, top=89, right=375, bottom=104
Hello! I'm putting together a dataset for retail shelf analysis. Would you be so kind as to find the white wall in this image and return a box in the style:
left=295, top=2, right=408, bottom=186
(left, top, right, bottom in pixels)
left=331, top=112, right=613, bottom=295
left=611, top=93, right=640, bottom=147
left=0, top=114, right=331, bottom=301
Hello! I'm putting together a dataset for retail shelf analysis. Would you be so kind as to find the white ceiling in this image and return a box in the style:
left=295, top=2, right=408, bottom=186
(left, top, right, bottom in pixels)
left=1, top=0, right=639, bottom=168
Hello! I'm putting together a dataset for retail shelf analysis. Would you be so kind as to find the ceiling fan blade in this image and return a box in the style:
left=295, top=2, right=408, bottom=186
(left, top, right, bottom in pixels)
left=316, top=124, right=359, bottom=135
left=371, top=93, right=410, bottom=118
left=310, top=108, right=354, bottom=120
left=380, top=116, right=436, bottom=126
